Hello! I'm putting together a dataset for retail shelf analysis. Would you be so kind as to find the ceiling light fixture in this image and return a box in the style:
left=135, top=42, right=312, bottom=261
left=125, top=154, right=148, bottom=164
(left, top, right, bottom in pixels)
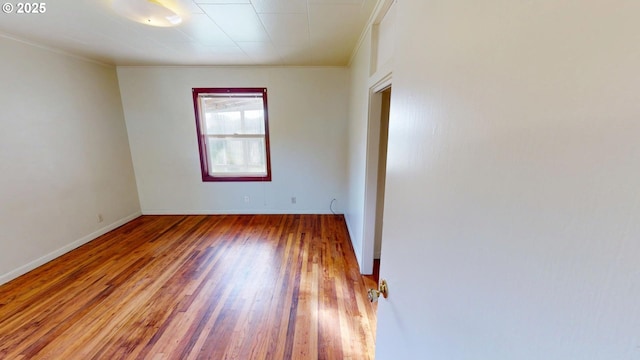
left=112, top=0, right=182, bottom=27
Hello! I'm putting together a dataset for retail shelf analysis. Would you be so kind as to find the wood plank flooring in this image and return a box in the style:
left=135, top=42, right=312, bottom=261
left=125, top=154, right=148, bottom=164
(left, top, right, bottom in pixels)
left=0, top=215, right=376, bottom=359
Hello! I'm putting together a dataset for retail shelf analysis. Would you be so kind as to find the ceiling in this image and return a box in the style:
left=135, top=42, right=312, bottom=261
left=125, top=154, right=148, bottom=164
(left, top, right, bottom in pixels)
left=0, top=0, right=377, bottom=66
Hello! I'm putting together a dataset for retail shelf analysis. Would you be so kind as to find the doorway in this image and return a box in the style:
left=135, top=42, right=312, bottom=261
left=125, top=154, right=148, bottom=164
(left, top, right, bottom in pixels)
left=374, top=88, right=391, bottom=269
left=362, top=81, right=392, bottom=277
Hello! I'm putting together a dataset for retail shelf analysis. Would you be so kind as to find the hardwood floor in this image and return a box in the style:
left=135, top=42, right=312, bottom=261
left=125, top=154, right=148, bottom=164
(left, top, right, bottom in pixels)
left=0, top=215, right=376, bottom=359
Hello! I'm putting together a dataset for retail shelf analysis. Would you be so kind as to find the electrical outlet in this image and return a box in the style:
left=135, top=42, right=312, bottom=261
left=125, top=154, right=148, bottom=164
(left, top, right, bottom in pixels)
left=244, top=196, right=250, bottom=203
left=291, top=196, right=296, bottom=204
left=97, top=214, right=104, bottom=223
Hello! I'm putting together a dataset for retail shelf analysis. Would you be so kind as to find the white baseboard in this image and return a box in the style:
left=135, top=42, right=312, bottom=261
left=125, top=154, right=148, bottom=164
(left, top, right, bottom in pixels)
left=141, top=209, right=342, bottom=215
left=343, top=213, right=364, bottom=272
left=0, top=211, right=142, bottom=286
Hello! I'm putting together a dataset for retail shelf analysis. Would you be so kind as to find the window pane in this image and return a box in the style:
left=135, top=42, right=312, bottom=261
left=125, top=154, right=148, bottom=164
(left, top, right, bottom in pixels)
left=205, top=111, right=241, bottom=135
left=202, top=97, right=264, bottom=135
left=243, top=110, right=265, bottom=134
left=207, top=136, right=266, bottom=176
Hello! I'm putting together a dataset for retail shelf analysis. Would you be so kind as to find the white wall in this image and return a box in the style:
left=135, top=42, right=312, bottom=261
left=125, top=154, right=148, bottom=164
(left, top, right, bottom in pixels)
left=0, top=35, right=141, bottom=285
left=117, top=66, right=348, bottom=214
left=374, top=1, right=395, bottom=74
left=346, top=0, right=396, bottom=273
left=345, top=27, right=373, bottom=269
left=376, top=1, right=640, bottom=359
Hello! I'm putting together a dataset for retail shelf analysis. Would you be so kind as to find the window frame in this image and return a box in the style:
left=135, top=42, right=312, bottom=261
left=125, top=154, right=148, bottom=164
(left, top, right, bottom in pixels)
left=192, top=87, right=272, bottom=182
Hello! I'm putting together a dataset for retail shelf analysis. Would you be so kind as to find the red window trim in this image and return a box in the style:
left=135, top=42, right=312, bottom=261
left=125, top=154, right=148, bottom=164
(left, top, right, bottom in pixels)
left=192, top=87, right=272, bottom=182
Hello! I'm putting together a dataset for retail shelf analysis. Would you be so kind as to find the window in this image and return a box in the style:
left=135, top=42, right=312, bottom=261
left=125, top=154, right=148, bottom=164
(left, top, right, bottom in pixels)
left=193, top=88, right=272, bottom=182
